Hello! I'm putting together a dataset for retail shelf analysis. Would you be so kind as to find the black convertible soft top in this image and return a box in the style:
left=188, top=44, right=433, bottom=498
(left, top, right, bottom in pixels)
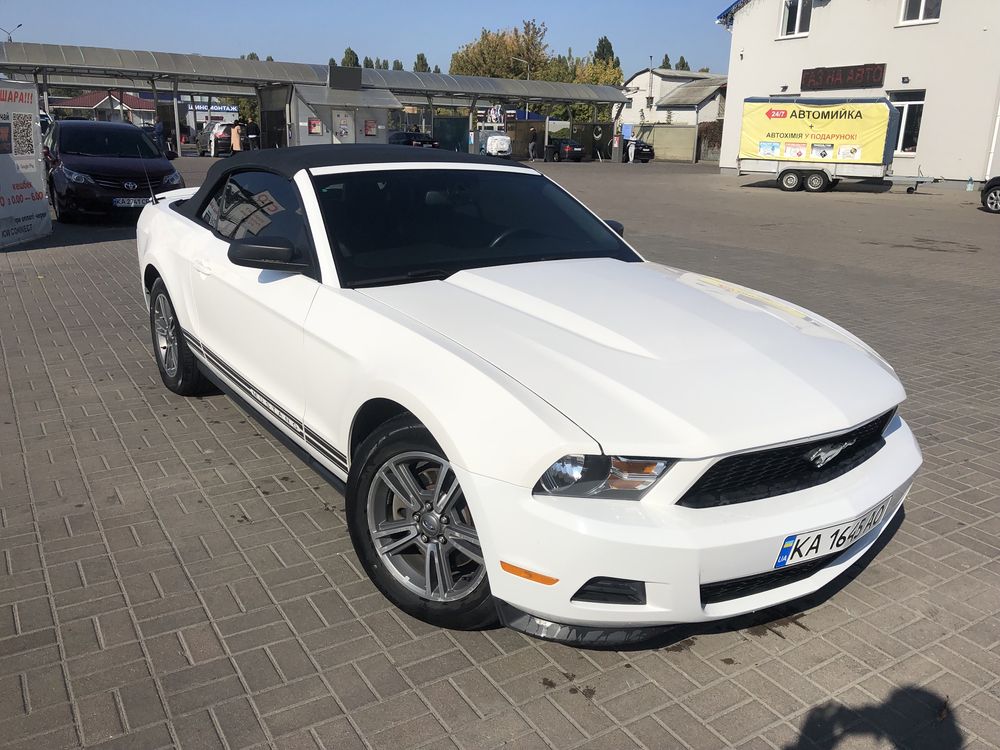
left=176, top=144, right=535, bottom=221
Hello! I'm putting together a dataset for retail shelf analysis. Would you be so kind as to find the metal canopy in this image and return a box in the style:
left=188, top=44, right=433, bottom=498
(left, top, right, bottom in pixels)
left=0, top=42, right=626, bottom=105
left=296, top=84, right=401, bottom=110
left=359, top=69, right=626, bottom=104
left=0, top=42, right=325, bottom=87
left=4, top=72, right=256, bottom=98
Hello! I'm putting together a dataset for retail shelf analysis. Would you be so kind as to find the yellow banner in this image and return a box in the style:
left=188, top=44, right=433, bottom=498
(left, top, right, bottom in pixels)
left=739, top=101, right=891, bottom=165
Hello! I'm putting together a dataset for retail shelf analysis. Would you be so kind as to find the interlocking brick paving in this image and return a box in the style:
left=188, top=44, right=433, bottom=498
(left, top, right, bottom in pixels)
left=1, top=158, right=997, bottom=749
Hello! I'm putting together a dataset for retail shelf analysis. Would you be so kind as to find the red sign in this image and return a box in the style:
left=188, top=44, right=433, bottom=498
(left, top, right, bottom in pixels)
left=766, top=108, right=788, bottom=119
left=801, top=64, right=886, bottom=92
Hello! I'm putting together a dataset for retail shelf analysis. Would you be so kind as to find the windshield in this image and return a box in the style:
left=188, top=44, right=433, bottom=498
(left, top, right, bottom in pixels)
left=60, top=127, right=162, bottom=158
left=313, top=168, right=639, bottom=288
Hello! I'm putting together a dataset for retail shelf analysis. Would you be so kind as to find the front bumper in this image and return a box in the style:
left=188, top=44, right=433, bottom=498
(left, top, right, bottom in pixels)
left=461, top=415, right=921, bottom=631
left=56, top=179, right=185, bottom=214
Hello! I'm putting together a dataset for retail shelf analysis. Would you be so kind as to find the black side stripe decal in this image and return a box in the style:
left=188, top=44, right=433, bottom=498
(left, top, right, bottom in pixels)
left=183, top=331, right=348, bottom=472
left=304, top=427, right=348, bottom=467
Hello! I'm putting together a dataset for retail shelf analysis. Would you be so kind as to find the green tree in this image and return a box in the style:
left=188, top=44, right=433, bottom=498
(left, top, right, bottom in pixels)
left=449, top=19, right=549, bottom=79
left=660, top=53, right=671, bottom=69
left=413, top=53, right=431, bottom=73
left=329, top=57, right=337, bottom=67
left=594, top=36, right=620, bottom=70
left=363, top=56, right=374, bottom=68
left=381, top=59, right=390, bottom=70
left=392, top=59, right=404, bottom=70
left=342, top=47, right=360, bottom=67
left=675, top=55, right=690, bottom=71
left=374, top=57, right=382, bottom=69
left=265, top=55, right=274, bottom=62
left=432, top=64, right=441, bottom=74
left=572, top=55, right=623, bottom=120
left=241, top=51, right=260, bottom=61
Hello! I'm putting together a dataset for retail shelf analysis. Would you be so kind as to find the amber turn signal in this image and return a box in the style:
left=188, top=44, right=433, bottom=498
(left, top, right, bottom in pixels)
left=500, top=561, right=559, bottom=586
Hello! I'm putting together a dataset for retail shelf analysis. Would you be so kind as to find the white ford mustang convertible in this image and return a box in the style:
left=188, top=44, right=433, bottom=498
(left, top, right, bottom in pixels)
left=137, top=146, right=921, bottom=644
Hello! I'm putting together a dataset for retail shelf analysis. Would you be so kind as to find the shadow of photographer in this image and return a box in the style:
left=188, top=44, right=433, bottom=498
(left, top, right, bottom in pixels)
left=786, top=686, right=963, bottom=749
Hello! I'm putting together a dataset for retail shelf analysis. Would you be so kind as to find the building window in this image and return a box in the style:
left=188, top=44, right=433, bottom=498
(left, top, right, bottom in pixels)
left=781, top=0, right=812, bottom=37
left=890, top=90, right=925, bottom=153
left=625, top=99, right=632, bottom=109
left=901, top=0, right=941, bottom=23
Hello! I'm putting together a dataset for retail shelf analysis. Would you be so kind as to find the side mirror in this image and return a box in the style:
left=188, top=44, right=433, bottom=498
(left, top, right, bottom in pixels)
left=605, top=219, right=625, bottom=237
left=227, top=237, right=310, bottom=274
left=165, top=150, right=178, bottom=160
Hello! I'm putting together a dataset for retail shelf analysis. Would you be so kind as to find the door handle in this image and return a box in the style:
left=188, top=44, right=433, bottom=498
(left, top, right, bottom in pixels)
left=193, top=259, right=213, bottom=276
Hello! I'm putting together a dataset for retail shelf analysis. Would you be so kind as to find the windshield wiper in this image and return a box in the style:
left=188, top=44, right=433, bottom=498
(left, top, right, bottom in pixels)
left=353, top=268, right=454, bottom=288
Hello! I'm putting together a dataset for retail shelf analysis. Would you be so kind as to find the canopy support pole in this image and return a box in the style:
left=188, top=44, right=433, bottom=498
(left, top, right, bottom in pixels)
left=150, top=78, right=158, bottom=128
left=172, top=80, right=182, bottom=154
left=467, top=97, right=478, bottom=153
left=42, top=73, right=50, bottom=116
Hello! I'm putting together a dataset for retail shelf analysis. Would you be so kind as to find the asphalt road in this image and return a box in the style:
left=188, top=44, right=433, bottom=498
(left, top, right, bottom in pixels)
left=0, top=155, right=997, bottom=750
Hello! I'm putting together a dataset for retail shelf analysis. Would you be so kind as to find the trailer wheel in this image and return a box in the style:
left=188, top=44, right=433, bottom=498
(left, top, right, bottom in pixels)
left=804, top=171, right=831, bottom=193
left=779, top=171, right=803, bottom=192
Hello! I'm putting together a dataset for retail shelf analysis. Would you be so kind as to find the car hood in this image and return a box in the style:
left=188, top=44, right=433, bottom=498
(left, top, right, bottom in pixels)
left=360, top=258, right=905, bottom=458
left=61, top=154, right=175, bottom=178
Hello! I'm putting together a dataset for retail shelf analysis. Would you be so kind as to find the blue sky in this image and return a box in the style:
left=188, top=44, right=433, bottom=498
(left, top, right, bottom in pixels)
left=5, top=0, right=732, bottom=78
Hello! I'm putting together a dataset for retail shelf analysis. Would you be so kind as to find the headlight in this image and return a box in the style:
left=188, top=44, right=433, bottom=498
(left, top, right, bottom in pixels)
left=59, top=165, right=94, bottom=184
left=162, top=170, right=182, bottom=186
left=534, top=455, right=674, bottom=500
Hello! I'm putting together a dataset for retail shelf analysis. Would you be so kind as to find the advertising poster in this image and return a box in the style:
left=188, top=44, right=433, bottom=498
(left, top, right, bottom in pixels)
left=739, top=100, right=893, bottom=166
left=0, top=81, right=52, bottom=248
left=364, top=119, right=377, bottom=137
left=307, top=117, right=322, bottom=135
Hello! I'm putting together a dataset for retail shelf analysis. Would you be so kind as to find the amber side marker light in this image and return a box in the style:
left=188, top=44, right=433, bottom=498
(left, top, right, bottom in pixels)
left=500, top=561, right=559, bottom=586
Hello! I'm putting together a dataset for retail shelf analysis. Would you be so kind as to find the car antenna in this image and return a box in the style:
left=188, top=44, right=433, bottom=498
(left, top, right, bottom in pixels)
left=137, top=145, right=158, bottom=205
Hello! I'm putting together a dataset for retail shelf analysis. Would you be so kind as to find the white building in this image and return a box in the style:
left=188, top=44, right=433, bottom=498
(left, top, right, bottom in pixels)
left=618, top=69, right=726, bottom=127
left=716, top=0, right=1000, bottom=182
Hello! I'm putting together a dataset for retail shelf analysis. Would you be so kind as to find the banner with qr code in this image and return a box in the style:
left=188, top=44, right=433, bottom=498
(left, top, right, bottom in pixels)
left=0, top=81, right=51, bottom=248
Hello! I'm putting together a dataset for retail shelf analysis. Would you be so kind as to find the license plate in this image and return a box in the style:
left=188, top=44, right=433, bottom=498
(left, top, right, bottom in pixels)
left=113, top=197, right=151, bottom=208
left=774, top=496, right=894, bottom=569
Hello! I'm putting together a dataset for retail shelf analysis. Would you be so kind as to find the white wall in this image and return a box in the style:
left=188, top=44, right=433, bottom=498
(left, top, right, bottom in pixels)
left=720, top=0, right=1000, bottom=180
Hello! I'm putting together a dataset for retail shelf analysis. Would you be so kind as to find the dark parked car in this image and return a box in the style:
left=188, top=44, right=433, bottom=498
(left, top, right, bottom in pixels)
left=551, top=138, right=584, bottom=162
left=621, top=139, right=655, bottom=163
left=388, top=131, right=440, bottom=148
left=196, top=122, right=233, bottom=157
left=42, top=120, right=182, bottom=222
left=983, top=177, right=1000, bottom=214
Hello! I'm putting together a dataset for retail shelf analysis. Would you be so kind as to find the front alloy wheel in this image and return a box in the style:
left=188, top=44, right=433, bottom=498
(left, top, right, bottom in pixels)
left=984, top=187, right=1000, bottom=214
left=368, top=452, right=485, bottom=602
left=347, top=416, right=497, bottom=630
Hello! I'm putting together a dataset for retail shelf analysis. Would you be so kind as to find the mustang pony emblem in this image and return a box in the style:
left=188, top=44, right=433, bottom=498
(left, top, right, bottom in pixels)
left=806, top=439, right=857, bottom=468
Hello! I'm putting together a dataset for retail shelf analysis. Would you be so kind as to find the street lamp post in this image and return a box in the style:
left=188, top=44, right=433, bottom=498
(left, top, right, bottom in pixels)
left=0, top=23, right=23, bottom=42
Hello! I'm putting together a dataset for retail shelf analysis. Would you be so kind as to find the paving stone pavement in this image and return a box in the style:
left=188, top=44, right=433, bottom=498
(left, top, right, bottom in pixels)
left=1, top=160, right=998, bottom=749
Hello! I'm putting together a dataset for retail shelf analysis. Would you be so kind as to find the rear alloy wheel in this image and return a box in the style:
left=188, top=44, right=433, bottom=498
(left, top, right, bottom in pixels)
left=984, top=186, right=1000, bottom=214
left=347, top=416, right=496, bottom=630
left=804, top=171, right=831, bottom=193
left=779, top=171, right=803, bottom=192
left=148, top=279, right=210, bottom=396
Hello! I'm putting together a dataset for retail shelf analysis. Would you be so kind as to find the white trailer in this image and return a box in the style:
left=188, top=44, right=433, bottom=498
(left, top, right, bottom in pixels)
left=737, top=97, right=901, bottom=193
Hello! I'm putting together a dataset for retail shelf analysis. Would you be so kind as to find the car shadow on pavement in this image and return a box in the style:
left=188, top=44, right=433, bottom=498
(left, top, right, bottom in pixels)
left=741, top=178, right=893, bottom=193
left=784, top=686, right=963, bottom=749
left=2, top=213, right=138, bottom=252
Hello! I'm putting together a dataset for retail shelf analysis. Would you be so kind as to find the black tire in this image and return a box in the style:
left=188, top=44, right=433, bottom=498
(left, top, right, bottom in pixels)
left=982, top=186, right=1000, bottom=214
left=804, top=171, right=831, bottom=193
left=640, top=159, right=649, bottom=163
left=148, top=279, right=210, bottom=396
left=346, top=415, right=497, bottom=630
left=779, top=170, right=803, bottom=192
left=51, top=187, right=77, bottom=223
